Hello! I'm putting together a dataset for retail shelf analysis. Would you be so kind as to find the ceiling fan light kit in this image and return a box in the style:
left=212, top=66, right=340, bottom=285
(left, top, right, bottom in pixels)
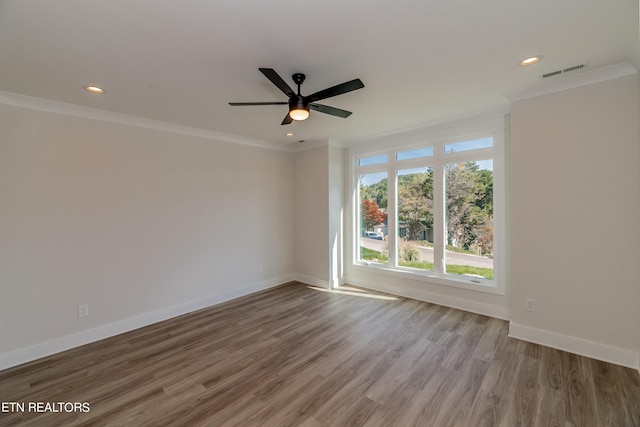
left=229, top=68, right=364, bottom=125
left=289, top=108, right=309, bottom=121
left=288, top=90, right=310, bottom=121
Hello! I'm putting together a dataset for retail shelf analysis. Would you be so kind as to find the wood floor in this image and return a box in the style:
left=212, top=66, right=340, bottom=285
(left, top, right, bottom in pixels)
left=1, top=282, right=639, bottom=426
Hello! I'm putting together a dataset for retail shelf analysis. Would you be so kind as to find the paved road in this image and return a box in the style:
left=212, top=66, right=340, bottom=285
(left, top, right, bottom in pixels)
left=360, top=237, right=493, bottom=269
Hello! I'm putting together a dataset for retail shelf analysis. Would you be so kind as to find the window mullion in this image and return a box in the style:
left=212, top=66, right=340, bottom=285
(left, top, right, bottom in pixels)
left=387, top=155, right=398, bottom=267
left=354, top=169, right=362, bottom=263
left=432, top=163, right=445, bottom=274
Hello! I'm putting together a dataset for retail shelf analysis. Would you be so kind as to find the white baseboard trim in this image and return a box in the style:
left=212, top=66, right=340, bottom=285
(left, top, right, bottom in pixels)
left=509, top=322, right=640, bottom=372
left=0, top=275, right=293, bottom=371
left=345, top=276, right=511, bottom=320
left=293, top=273, right=331, bottom=289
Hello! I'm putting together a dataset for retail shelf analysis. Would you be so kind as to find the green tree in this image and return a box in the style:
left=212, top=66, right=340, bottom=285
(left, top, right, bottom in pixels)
left=445, top=162, right=493, bottom=253
left=360, top=178, right=388, bottom=209
left=398, top=171, right=433, bottom=241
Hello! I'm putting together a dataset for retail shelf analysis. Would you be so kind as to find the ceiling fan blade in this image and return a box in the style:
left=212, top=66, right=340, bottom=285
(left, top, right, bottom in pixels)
left=281, top=113, right=293, bottom=125
left=310, top=103, right=352, bottom=118
left=259, top=68, right=296, bottom=97
left=307, top=78, right=364, bottom=103
left=229, top=102, right=288, bottom=106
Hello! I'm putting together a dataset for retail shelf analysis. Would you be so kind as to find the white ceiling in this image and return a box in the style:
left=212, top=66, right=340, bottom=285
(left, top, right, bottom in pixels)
left=0, top=0, right=638, bottom=146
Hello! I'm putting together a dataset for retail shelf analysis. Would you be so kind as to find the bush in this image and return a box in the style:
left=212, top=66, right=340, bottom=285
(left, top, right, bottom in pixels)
left=399, top=242, right=420, bottom=262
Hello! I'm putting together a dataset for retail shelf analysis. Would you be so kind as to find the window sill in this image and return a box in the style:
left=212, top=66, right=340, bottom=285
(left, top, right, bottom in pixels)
left=351, top=262, right=505, bottom=295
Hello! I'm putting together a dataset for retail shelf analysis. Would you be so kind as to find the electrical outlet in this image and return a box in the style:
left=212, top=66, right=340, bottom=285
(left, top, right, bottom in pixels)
left=525, top=298, right=536, bottom=312
left=78, top=304, right=89, bottom=317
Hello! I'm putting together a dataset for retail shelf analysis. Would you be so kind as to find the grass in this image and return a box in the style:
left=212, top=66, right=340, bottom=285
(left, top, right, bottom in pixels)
left=360, top=247, right=388, bottom=262
left=398, top=260, right=434, bottom=269
left=361, top=247, right=493, bottom=279
left=407, top=240, right=492, bottom=258
left=443, top=264, right=493, bottom=279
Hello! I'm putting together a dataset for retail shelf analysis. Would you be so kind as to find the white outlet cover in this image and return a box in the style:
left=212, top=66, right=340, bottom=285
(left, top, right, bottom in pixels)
left=78, top=304, right=89, bottom=317
left=525, top=299, right=535, bottom=311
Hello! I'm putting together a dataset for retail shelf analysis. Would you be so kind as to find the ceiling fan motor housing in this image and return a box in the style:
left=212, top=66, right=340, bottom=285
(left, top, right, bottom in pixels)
left=289, top=94, right=308, bottom=111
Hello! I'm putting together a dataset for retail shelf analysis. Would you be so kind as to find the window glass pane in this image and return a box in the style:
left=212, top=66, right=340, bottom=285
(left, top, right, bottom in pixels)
left=397, top=167, right=434, bottom=271
left=358, top=154, right=388, bottom=166
left=444, top=160, right=494, bottom=279
left=396, top=147, right=434, bottom=161
left=444, top=137, right=493, bottom=154
left=359, top=172, right=388, bottom=264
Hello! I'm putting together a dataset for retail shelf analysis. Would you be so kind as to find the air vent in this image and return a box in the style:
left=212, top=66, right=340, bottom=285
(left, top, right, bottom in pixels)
left=542, top=70, right=562, bottom=79
left=541, top=63, right=588, bottom=79
left=563, top=64, right=586, bottom=73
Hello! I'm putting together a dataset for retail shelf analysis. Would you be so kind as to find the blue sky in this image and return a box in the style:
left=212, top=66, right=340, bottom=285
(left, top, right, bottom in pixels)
left=359, top=137, right=493, bottom=186
left=360, top=159, right=493, bottom=186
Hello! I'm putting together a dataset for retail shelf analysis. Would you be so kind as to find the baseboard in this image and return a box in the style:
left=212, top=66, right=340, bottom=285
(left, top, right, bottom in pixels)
left=329, top=276, right=345, bottom=289
left=5, top=275, right=637, bottom=375
left=293, top=273, right=331, bottom=289
left=509, top=322, right=640, bottom=371
left=0, top=275, right=293, bottom=371
left=345, top=276, right=511, bottom=320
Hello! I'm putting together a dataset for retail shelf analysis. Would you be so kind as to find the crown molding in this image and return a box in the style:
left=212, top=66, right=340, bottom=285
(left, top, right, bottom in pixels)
left=0, top=91, right=293, bottom=152
left=287, top=138, right=328, bottom=152
left=346, top=106, right=509, bottom=151
left=287, top=137, right=349, bottom=153
left=503, top=62, right=638, bottom=103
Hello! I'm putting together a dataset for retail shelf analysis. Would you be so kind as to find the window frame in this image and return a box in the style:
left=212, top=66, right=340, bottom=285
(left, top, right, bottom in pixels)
left=351, top=114, right=506, bottom=295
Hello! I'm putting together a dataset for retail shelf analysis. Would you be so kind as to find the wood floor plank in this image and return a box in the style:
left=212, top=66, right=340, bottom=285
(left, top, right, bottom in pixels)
left=534, top=345, right=567, bottom=427
left=564, top=352, right=599, bottom=426
left=506, top=354, right=541, bottom=426
left=432, top=358, right=491, bottom=427
left=0, top=282, right=638, bottom=426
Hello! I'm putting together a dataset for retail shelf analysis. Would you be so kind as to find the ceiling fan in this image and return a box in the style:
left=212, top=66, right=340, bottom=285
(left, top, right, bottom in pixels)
left=229, top=68, right=364, bottom=125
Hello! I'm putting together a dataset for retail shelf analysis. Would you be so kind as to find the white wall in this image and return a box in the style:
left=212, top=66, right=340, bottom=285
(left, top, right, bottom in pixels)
left=509, top=73, right=640, bottom=368
left=292, top=143, right=343, bottom=289
left=0, top=103, right=295, bottom=368
left=293, top=145, right=330, bottom=287
left=328, top=145, right=345, bottom=288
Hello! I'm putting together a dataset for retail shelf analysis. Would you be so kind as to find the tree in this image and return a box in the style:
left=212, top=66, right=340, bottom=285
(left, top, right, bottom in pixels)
left=445, top=162, right=493, bottom=253
left=361, top=199, right=386, bottom=233
left=397, top=171, right=433, bottom=241
left=475, top=221, right=493, bottom=255
left=446, top=163, right=473, bottom=248
left=360, top=178, right=388, bottom=209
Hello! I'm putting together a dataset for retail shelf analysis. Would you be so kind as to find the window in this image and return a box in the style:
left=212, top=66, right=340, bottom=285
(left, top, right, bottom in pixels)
left=352, top=117, right=504, bottom=294
left=358, top=154, right=388, bottom=166
left=397, top=167, right=434, bottom=270
left=444, top=160, right=494, bottom=279
left=444, top=137, right=493, bottom=153
left=396, top=147, right=434, bottom=161
left=358, top=171, right=388, bottom=265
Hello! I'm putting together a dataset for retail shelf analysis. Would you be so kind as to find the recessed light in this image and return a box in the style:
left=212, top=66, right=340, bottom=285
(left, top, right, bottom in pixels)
left=519, top=56, right=542, bottom=66
left=84, top=85, right=104, bottom=94
left=285, top=132, right=294, bottom=137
